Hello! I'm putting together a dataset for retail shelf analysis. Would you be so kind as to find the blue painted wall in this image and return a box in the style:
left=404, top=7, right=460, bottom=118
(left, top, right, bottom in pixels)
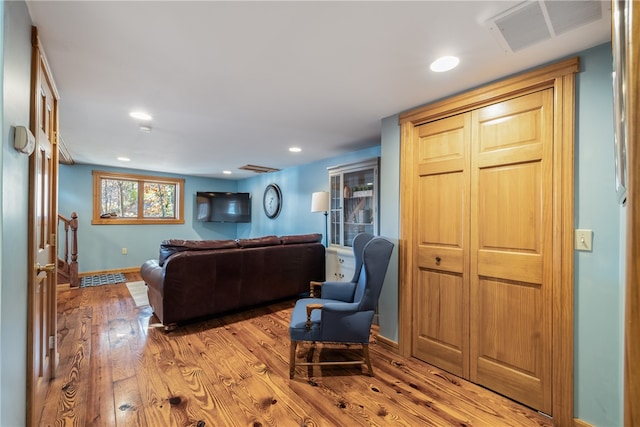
left=378, top=114, right=401, bottom=340
left=1, top=1, right=32, bottom=424
left=573, top=42, right=625, bottom=427
left=59, top=164, right=239, bottom=272
left=58, top=146, right=381, bottom=273
left=237, top=146, right=381, bottom=238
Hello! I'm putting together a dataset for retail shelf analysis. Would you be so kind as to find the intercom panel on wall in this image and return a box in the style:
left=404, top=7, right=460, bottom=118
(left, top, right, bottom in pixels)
left=14, top=125, right=35, bottom=155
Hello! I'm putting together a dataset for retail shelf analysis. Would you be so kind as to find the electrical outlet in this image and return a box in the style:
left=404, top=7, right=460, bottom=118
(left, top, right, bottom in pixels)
left=575, top=229, right=593, bottom=251
left=121, top=247, right=127, bottom=255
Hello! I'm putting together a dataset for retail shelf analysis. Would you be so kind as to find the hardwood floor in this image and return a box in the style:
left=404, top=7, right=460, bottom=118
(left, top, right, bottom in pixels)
left=40, top=275, right=553, bottom=426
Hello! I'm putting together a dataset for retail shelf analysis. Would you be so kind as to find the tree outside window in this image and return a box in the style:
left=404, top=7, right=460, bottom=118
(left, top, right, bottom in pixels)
left=92, top=171, right=184, bottom=225
left=143, top=182, right=176, bottom=218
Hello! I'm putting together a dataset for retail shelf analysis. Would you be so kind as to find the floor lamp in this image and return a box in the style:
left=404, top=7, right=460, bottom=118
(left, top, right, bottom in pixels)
left=311, top=191, right=330, bottom=247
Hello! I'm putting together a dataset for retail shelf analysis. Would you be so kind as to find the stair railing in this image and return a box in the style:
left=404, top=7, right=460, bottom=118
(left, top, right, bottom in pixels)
left=58, top=212, right=79, bottom=287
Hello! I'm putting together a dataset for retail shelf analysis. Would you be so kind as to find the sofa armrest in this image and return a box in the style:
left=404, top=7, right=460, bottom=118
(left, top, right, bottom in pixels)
left=140, top=259, right=164, bottom=292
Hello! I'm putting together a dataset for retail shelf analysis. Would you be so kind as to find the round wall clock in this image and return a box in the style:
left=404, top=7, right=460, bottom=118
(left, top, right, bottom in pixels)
left=263, top=183, right=282, bottom=219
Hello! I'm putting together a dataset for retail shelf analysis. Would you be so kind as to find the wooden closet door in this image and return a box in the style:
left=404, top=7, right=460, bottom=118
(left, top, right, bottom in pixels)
left=469, top=89, right=553, bottom=414
left=412, top=114, right=471, bottom=378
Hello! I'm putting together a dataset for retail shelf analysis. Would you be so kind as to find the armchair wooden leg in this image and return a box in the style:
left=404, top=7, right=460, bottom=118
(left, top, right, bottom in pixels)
left=363, top=344, right=374, bottom=377
left=289, top=341, right=298, bottom=379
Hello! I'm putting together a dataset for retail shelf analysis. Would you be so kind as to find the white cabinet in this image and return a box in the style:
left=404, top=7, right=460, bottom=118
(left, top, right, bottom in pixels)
left=327, top=157, right=379, bottom=248
left=325, top=247, right=355, bottom=282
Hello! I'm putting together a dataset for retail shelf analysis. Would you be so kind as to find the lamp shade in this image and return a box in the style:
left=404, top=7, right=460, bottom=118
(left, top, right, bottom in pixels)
left=310, top=191, right=330, bottom=213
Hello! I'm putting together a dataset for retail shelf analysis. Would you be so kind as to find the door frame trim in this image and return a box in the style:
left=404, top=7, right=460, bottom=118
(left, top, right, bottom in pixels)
left=398, top=57, right=578, bottom=426
left=624, top=2, right=640, bottom=425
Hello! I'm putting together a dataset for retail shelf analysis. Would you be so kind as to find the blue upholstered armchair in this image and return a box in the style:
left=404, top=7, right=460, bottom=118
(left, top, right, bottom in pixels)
left=289, top=233, right=394, bottom=378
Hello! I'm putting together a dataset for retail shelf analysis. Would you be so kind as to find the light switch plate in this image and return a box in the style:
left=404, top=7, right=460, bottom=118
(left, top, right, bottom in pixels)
left=575, top=229, right=593, bottom=251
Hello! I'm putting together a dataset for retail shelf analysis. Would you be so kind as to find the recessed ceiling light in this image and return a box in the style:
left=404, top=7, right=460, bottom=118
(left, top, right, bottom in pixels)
left=139, top=125, right=152, bottom=133
left=430, top=56, right=460, bottom=72
left=130, top=111, right=152, bottom=121
left=223, top=170, right=232, bottom=175
left=117, top=157, right=131, bottom=162
left=289, top=147, right=302, bottom=153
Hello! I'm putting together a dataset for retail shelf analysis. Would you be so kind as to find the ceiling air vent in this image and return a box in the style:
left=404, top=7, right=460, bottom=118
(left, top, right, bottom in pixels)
left=238, top=164, right=280, bottom=173
left=544, top=0, right=603, bottom=35
left=487, top=0, right=604, bottom=53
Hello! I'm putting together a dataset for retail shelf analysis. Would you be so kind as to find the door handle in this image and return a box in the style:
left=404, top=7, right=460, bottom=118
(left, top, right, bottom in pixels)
left=37, top=263, right=56, bottom=274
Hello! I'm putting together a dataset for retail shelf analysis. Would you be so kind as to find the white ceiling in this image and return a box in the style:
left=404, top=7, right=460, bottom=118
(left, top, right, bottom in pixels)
left=26, top=1, right=611, bottom=179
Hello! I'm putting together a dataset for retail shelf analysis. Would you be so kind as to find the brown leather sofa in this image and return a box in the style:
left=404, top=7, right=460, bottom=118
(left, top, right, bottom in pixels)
left=140, top=234, right=325, bottom=329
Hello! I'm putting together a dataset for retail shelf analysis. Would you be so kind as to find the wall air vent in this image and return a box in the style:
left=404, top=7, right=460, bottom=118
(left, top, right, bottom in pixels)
left=487, top=0, right=605, bottom=53
left=238, top=164, right=280, bottom=173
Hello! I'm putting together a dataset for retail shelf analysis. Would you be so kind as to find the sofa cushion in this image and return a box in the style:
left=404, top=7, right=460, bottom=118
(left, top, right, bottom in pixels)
left=159, top=239, right=238, bottom=266
left=280, top=233, right=322, bottom=245
left=236, top=235, right=281, bottom=248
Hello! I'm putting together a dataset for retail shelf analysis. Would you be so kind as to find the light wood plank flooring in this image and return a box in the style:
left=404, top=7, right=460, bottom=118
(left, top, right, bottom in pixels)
left=40, top=276, right=553, bottom=426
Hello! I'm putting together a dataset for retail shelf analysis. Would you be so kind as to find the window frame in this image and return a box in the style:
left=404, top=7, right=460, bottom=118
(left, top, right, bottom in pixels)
left=92, top=170, right=185, bottom=225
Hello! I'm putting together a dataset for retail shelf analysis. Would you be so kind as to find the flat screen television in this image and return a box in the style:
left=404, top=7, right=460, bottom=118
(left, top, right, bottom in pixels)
left=196, top=192, right=251, bottom=223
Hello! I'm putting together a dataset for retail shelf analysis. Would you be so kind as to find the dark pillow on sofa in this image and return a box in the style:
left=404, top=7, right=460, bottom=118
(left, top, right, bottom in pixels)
left=280, top=233, right=322, bottom=245
left=236, top=235, right=281, bottom=248
left=159, top=239, right=238, bottom=266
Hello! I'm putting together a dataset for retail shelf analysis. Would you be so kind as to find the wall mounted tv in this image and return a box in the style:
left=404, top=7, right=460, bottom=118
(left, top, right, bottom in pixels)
left=196, top=192, right=251, bottom=223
